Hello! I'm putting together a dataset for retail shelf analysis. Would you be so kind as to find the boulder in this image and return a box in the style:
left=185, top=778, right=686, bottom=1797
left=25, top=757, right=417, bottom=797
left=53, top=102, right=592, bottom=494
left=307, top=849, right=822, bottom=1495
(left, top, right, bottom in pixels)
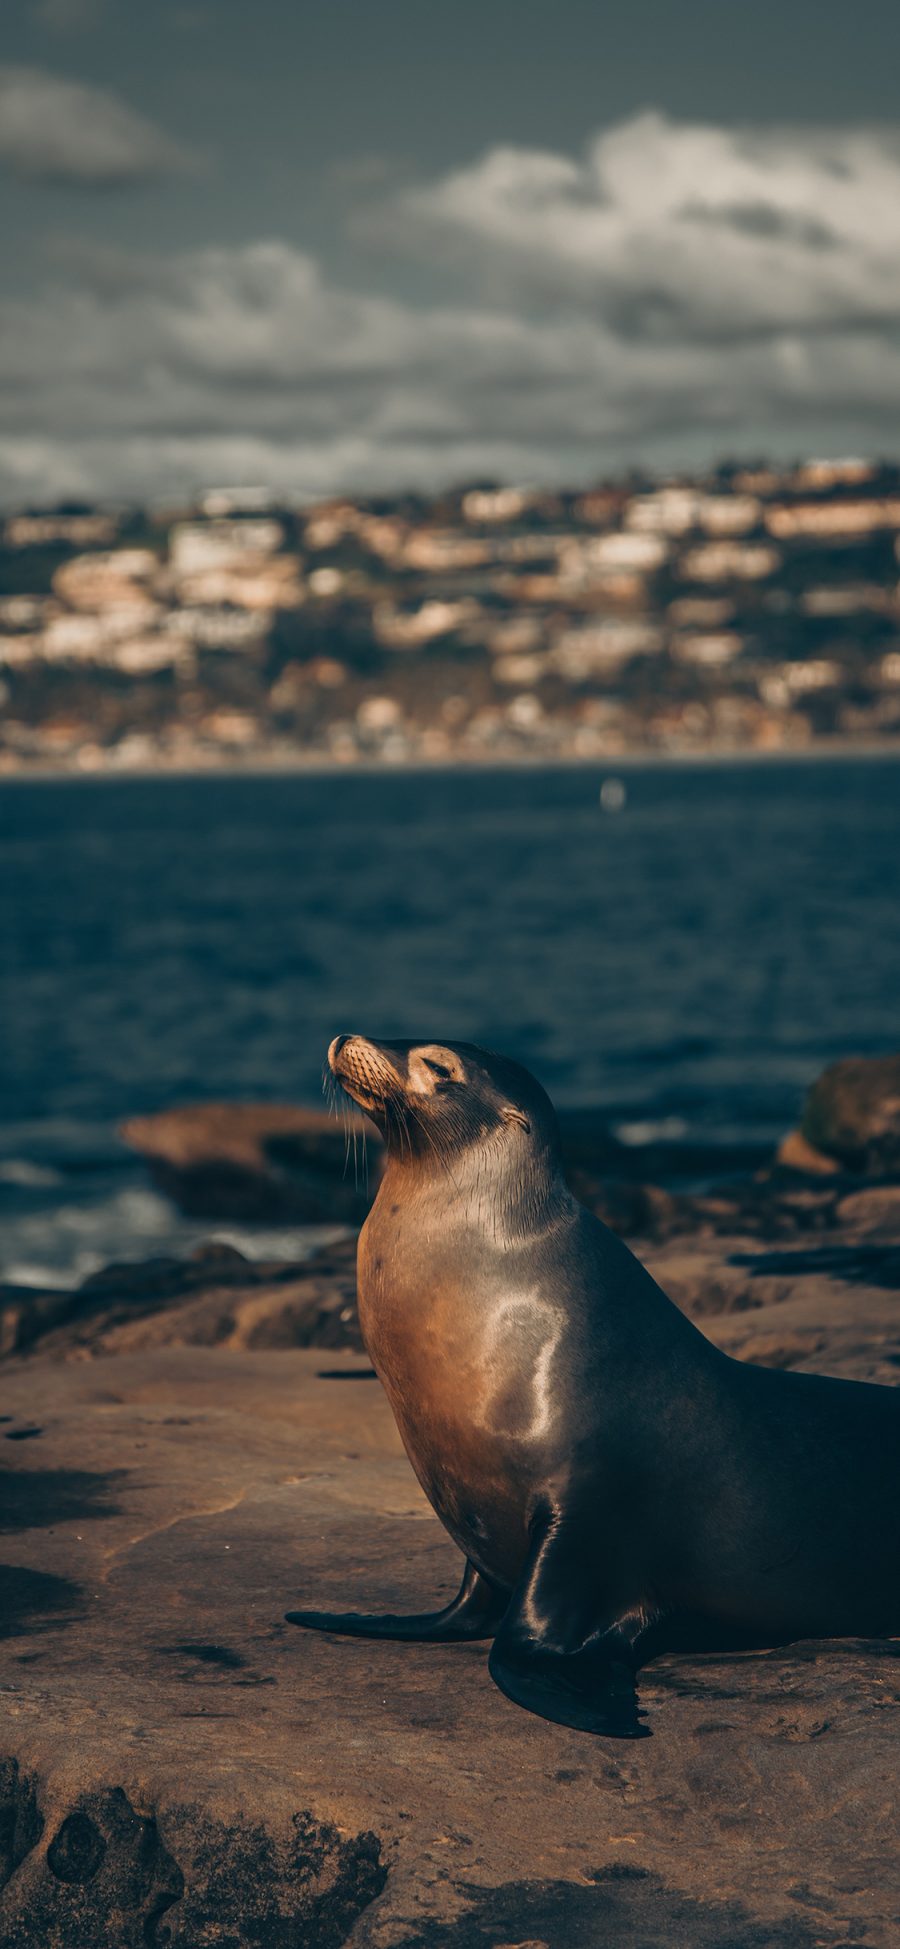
left=800, top=1055, right=900, bottom=1175
left=775, top=1127, right=840, bottom=1175
left=566, top=1172, right=684, bottom=1242
left=120, top=1103, right=381, bottom=1224
left=836, top=1184, right=900, bottom=1240
left=1, top=1237, right=363, bottom=1362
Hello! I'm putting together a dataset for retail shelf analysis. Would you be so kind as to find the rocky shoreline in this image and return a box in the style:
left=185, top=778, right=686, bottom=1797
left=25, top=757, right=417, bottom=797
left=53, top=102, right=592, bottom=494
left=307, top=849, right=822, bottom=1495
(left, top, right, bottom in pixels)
left=2, top=1055, right=900, bottom=1946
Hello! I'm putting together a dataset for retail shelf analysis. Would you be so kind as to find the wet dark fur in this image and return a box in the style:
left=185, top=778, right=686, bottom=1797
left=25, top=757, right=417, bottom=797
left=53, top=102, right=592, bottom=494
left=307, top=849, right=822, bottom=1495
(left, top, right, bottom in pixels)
left=286, top=1036, right=900, bottom=1739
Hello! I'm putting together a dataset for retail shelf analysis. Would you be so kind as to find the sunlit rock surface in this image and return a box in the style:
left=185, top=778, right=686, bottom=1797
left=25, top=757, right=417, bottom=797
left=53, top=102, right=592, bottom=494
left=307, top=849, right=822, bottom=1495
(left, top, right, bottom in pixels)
left=120, top=1103, right=380, bottom=1225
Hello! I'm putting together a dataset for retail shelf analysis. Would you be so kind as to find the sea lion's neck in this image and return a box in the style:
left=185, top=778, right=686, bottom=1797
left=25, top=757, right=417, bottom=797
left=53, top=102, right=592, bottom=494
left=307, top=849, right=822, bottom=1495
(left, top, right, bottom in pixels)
left=372, top=1135, right=574, bottom=1248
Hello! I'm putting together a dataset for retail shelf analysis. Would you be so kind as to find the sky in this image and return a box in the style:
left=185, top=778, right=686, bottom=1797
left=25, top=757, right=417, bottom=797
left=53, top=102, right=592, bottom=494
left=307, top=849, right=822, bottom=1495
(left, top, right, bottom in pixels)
left=3, top=0, right=900, bottom=506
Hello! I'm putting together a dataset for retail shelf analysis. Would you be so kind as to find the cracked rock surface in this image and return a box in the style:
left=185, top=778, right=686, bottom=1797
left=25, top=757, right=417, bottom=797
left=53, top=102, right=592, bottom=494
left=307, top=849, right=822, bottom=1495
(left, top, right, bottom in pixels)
left=2, top=1313, right=900, bottom=1946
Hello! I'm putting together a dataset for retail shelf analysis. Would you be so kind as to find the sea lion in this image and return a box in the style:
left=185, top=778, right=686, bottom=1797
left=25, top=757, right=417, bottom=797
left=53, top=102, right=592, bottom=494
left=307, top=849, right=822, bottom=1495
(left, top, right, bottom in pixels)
left=286, top=1035, right=900, bottom=1738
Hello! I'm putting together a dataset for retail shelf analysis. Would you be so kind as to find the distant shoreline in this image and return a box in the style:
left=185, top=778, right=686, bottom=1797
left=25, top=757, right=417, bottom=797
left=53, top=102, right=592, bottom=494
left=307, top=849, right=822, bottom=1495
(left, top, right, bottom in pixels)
left=3, top=737, right=900, bottom=786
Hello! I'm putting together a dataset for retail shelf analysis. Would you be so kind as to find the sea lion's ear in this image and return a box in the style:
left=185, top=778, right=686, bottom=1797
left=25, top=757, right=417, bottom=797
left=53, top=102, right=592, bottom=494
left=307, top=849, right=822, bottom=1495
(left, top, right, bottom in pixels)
left=501, top=1106, right=531, bottom=1133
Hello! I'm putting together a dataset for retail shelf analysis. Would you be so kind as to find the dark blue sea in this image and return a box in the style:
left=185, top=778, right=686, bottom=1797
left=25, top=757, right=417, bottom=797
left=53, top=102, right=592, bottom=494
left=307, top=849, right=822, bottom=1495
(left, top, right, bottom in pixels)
left=2, top=756, right=899, bottom=1286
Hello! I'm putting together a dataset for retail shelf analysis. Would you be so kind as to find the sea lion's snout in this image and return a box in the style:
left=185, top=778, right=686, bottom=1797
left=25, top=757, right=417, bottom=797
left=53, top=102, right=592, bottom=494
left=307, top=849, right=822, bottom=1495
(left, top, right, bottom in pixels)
left=328, top=1033, right=400, bottom=1113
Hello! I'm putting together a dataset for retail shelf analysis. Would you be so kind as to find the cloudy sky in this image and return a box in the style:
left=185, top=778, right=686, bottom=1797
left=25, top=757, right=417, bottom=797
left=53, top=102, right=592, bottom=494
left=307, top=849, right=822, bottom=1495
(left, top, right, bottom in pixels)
left=3, top=0, right=900, bottom=505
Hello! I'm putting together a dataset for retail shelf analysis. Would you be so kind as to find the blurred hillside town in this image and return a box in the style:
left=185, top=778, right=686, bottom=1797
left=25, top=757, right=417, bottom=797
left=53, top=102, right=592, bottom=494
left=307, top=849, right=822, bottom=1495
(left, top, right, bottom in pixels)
left=3, top=457, right=900, bottom=771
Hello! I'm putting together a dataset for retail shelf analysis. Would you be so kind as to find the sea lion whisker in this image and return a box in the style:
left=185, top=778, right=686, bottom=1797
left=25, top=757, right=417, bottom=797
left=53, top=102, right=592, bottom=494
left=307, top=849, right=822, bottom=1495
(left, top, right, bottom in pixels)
left=390, top=1097, right=413, bottom=1159
left=412, top=1107, right=465, bottom=1199
left=338, top=1094, right=359, bottom=1181
left=396, top=1101, right=412, bottom=1159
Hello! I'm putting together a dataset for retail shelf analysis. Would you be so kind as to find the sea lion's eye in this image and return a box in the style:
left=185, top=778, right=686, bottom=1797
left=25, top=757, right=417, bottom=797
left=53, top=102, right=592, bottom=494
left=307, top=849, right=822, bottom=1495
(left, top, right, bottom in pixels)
left=422, top=1057, right=454, bottom=1081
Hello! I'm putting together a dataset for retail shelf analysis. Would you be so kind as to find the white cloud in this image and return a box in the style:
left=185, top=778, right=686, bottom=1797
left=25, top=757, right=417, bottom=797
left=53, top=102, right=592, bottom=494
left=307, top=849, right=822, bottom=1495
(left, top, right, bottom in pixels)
left=3, top=113, right=900, bottom=503
left=0, top=65, right=198, bottom=185
left=399, top=111, right=900, bottom=340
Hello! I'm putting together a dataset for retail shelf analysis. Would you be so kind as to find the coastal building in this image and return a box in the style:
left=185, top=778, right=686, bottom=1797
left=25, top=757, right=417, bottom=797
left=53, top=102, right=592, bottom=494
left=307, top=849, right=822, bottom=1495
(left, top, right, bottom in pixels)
left=563, top=531, right=669, bottom=576
left=625, top=488, right=761, bottom=538
left=52, top=550, right=161, bottom=611
left=4, top=513, right=119, bottom=549
left=400, top=531, right=493, bottom=572
left=800, top=585, right=895, bottom=617
left=765, top=500, right=900, bottom=539
left=462, top=486, right=533, bottom=524
left=758, top=661, right=841, bottom=706
left=678, top=540, right=781, bottom=582
left=169, top=519, right=285, bottom=575
left=671, top=632, right=744, bottom=667
left=549, top=619, right=663, bottom=680
left=793, top=458, right=878, bottom=490
left=164, top=607, right=267, bottom=649
left=492, top=652, right=548, bottom=687
left=625, top=487, right=701, bottom=535
left=171, top=555, right=304, bottom=611
left=667, top=596, right=735, bottom=628
left=373, top=597, right=481, bottom=649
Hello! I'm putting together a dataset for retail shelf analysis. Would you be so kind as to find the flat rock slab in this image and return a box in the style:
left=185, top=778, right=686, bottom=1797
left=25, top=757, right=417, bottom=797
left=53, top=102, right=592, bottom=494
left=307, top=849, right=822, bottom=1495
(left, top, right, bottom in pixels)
left=1, top=1349, right=899, bottom=1947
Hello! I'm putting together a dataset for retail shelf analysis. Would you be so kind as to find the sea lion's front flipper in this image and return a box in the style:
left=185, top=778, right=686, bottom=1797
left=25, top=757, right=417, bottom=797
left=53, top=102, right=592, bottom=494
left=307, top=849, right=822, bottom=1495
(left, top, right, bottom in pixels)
left=487, top=1504, right=651, bottom=1739
left=285, top=1558, right=506, bottom=1642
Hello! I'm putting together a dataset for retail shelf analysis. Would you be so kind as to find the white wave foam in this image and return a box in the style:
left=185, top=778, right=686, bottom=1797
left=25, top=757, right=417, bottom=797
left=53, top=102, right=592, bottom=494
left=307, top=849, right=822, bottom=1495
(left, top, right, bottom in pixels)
left=0, top=1159, right=64, bottom=1188
left=1, top=1181, right=348, bottom=1290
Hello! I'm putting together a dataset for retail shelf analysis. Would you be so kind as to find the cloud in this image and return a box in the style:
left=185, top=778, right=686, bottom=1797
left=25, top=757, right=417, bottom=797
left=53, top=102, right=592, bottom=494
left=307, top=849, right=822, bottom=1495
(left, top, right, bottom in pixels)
left=3, top=113, right=900, bottom=503
left=0, top=65, right=199, bottom=185
left=397, top=111, right=900, bottom=341
left=0, top=240, right=613, bottom=501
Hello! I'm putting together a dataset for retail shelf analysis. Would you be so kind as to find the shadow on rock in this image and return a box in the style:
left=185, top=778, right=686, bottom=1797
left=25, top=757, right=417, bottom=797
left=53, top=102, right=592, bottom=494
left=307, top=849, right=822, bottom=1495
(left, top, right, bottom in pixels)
left=0, top=1466, right=125, bottom=1533
left=0, top=1762, right=44, bottom=1890
left=0, top=1565, right=83, bottom=1639
left=730, top=1242, right=900, bottom=1287
left=395, top=1864, right=852, bottom=1949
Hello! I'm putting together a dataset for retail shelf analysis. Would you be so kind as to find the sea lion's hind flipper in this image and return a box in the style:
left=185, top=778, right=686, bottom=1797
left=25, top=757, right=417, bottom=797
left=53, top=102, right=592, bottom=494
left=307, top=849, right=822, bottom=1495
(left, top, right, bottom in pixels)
left=285, top=1558, right=506, bottom=1642
left=487, top=1503, right=651, bottom=1739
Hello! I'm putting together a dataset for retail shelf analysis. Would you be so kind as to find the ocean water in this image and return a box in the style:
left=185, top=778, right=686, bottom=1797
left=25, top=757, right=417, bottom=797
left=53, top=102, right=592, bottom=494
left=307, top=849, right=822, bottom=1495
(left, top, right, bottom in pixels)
left=2, top=756, right=899, bottom=1286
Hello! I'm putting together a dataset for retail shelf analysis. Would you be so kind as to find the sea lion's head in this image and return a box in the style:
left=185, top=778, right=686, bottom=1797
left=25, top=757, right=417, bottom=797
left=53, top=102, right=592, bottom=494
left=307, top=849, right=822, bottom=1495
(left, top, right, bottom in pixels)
left=327, top=1034, right=561, bottom=1172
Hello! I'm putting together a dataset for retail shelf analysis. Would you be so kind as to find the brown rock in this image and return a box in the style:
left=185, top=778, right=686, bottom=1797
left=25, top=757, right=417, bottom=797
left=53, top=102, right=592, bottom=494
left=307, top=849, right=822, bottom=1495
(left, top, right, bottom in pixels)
left=732, top=1329, right=827, bottom=1369
left=567, top=1173, right=683, bottom=1242
left=3, top=1347, right=900, bottom=1946
left=3, top=1237, right=363, bottom=1362
left=836, top=1184, right=900, bottom=1241
left=120, top=1102, right=382, bottom=1223
left=801, top=1054, right=900, bottom=1174
left=640, top=1246, right=777, bottom=1320
left=775, top=1128, right=840, bottom=1175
